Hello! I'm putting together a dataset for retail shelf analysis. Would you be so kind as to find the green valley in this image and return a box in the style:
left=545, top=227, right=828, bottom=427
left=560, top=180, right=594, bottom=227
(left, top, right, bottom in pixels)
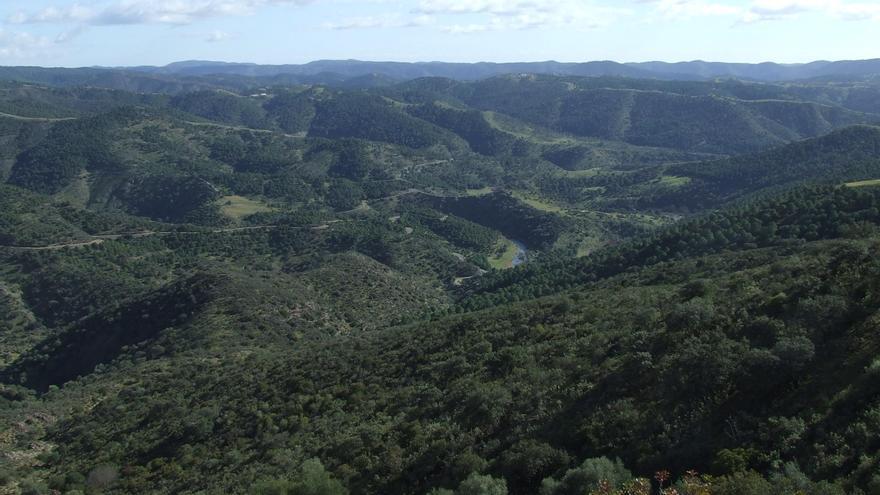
left=1, top=63, right=880, bottom=495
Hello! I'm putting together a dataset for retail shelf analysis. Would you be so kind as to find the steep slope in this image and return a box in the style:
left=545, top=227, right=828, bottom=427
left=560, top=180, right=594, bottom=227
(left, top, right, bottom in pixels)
left=309, top=92, right=465, bottom=151
left=0, top=183, right=163, bottom=247
left=462, top=183, right=880, bottom=310
left=455, top=77, right=872, bottom=153
left=2, top=274, right=222, bottom=392
left=169, top=90, right=269, bottom=129
left=637, top=125, right=880, bottom=211
left=7, top=221, right=878, bottom=494
left=407, top=102, right=521, bottom=156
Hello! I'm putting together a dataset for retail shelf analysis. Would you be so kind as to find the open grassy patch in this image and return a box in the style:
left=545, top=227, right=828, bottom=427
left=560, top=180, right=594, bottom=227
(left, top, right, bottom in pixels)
left=483, top=110, right=576, bottom=145
left=488, top=238, right=519, bottom=270
left=465, top=187, right=495, bottom=197
left=218, top=195, right=275, bottom=220
left=562, top=168, right=602, bottom=178
left=845, top=179, right=880, bottom=188
left=54, top=171, right=91, bottom=208
left=511, top=191, right=565, bottom=213
left=657, top=175, right=691, bottom=187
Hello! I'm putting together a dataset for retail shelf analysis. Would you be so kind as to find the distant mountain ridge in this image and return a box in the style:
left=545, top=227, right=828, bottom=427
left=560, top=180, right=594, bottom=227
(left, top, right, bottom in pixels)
left=0, top=58, right=877, bottom=96
left=123, top=58, right=880, bottom=82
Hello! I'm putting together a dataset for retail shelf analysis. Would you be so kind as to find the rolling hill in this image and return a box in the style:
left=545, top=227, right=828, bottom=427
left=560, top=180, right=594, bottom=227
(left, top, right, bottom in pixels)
left=3, top=68, right=880, bottom=495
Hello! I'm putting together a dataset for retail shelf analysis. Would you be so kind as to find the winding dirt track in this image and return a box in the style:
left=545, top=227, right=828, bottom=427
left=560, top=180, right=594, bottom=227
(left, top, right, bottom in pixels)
left=1, top=191, right=425, bottom=251
left=0, top=225, right=292, bottom=251
left=0, top=112, right=77, bottom=123
left=0, top=187, right=440, bottom=251
left=0, top=182, right=473, bottom=251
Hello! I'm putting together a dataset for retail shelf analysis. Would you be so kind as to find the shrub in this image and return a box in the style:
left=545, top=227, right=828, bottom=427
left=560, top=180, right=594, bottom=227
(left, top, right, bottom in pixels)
left=541, top=457, right=632, bottom=495
left=457, top=473, right=507, bottom=495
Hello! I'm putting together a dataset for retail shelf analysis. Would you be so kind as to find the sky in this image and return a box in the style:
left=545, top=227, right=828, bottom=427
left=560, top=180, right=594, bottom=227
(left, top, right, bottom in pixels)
left=0, top=0, right=877, bottom=67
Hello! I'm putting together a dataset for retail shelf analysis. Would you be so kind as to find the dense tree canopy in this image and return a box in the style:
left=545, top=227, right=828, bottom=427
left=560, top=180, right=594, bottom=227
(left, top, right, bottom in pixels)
left=3, top=73, right=880, bottom=495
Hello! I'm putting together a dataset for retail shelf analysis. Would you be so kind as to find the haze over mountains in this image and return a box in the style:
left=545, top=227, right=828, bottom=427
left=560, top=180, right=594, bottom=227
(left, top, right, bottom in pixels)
left=130, top=58, right=880, bottom=82
left=0, top=58, right=879, bottom=96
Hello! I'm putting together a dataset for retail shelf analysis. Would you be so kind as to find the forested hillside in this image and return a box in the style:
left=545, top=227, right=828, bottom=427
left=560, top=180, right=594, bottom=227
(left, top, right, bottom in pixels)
left=2, top=70, right=880, bottom=495
left=385, top=75, right=875, bottom=154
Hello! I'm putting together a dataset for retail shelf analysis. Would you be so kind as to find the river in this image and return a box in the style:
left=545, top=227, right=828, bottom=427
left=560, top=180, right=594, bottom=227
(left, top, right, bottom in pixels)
left=511, top=239, right=528, bottom=267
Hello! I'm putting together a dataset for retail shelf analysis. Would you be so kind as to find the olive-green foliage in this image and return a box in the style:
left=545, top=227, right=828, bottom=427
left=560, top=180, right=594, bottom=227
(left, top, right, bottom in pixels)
left=5, top=76, right=880, bottom=495
left=393, top=75, right=869, bottom=154
left=427, top=192, right=570, bottom=249
left=463, top=184, right=880, bottom=310
left=540, top=457, right=632, bottom=495
left=708, top=467, right=847, bottom=495
left=408, top=103, right=520, bottom=156
left=253, top=459, right=347, bottom=495
left=456, top=474, right=507, bottom=495
left=309, top=92, right=456, bottom=149
left=8, top=113, right=118, bottom=193
left=640, top=125, right=880, bottom=211
left=10, top=235, right=876, bottom=494
left=4, top=274, right=220, bottom=391
left=171, top=90, right=269, bottom=129
left=402, top=207, right=500, bottom=253
left=264, top=90, right=317, bottom=133
left=118, top=175, right=221, bottom=222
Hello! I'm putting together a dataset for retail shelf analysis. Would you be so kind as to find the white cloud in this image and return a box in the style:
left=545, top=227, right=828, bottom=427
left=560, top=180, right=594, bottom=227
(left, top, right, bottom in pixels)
left=7, top=0, right=317, bottom=49
left=744, top=0, right=880, bottom=22
left=6, top=0, right=878, bottom=48
left=646, top=0, right=743, bottom=19
left=416, top=0, right=543, bottom=16
left=836, top=2, right=880, bottom=21
left=9, top=0, right=317, bottom=27
left=324, top=14, right=433, bottom=30
left=55, top=26, right=88, bottom=43
left=8, top=5, right=93, bottom=24
left=0, top=29, right=51, bottom=59
left=416, top=0, right=630, bottom=34
left=205, top=30, right=236, bottom=42
left=638, top=0, right=880, bottom=23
